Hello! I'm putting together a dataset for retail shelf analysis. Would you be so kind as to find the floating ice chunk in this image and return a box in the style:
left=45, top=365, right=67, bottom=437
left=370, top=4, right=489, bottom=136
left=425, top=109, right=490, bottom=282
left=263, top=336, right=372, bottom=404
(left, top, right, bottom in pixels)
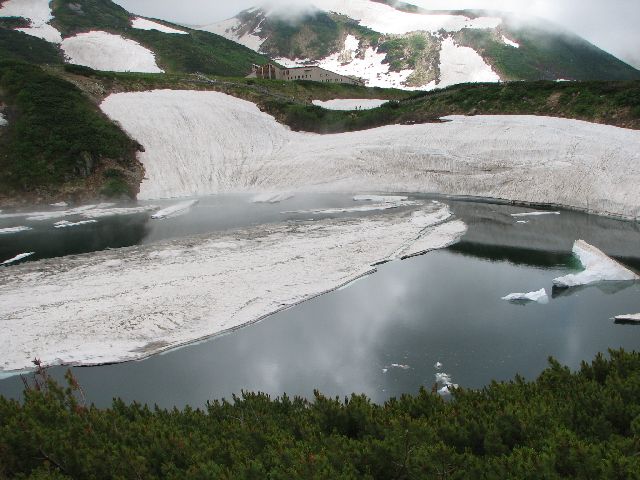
left=502, top=288, right=549, bottom=304
left=54, top=220, right=98, bottom=229
left=435, top=372, right=452, bottom=384
left=252, top=192, right=294, bottom=203
left=434, top=361, right=443, bottom=370
left=353, top=195, right=409, bottom=202
left=0, top=226, right=32, bottom=235
left=82, top=205, right=158, bottom=219
left=312, top=99, right=389, bottom=110
left=50, top=202, right=69, bottom=208
left=151, top=200, right=198, bottom=219
left=553, top=240, right=640, bottom=288
left=511, top=211, right=561, bottom=217
left=516, top=220, right=529, bottom=224
left=382, top=368, right=388, bottom=373
left=2, top=252, right=34, bottom=265
left=390, top=363, right=410, bottom=370
left=131, top=18, right=188, bottom=34
left=614, top=313, right=640, bottom=323
left=501, top=35, right=520, bottom=48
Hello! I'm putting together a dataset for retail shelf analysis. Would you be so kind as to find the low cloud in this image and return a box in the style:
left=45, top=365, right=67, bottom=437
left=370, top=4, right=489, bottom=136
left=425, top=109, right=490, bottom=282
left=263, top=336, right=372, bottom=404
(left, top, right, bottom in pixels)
left=113, top=0, right=640, bottom=68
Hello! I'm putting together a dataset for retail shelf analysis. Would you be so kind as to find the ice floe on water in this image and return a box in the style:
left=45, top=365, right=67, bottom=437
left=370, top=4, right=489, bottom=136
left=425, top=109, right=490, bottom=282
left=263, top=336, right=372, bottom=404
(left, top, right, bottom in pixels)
left=151, top=200, right=198, bottom=219
left=2, top=252, right=34, bottom=266
left=50, top=202, right=68, bottom=208
left=511, top=211, right=561, bottom=217
left=61, top=31, right=164, bottom=73
left=0, top=203, right=466, bottom=372
left=54, top=220, right=98, bottom=229
left=0, top=203, right=156, bottom=222
left=0, top=226, right=32, bottom=235
left=614, top=313, right=640, bottom=323
left=100, top=90, right=640, bottom=219
left=131, top=17, right=188, bottom=34
left=0, top=0, right=62, bottom=43
left=283, top=200, right=419, bottom=215
left=502, top=288, right=549, bottom=304
left=553, top=240, right=640, bottom=288
left=354, top=195, right=408, bottom=202
left=312, top=99, right=389, bottom=110
left=252, top=192, right=294, bottom=203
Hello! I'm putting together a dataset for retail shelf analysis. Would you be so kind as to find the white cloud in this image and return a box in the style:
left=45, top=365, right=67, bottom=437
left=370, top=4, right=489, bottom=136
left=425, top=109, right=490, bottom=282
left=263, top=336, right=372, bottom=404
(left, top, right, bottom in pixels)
left=113, top=0, right=640, bottom=68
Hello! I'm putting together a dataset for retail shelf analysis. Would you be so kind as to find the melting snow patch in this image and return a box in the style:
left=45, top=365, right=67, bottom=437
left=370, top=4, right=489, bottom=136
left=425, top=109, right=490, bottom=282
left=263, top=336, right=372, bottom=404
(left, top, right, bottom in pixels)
left=312, top=99, right=389, bottom=110
left=203, top=17, right=265, bottom=50
left=61, top=31, right=164, bottom=73
left=501, top=35, right=520, bottom=48
left=614, top=313, right=640, bottom=323
left=131, top=18, right=188, bottom=34
left=0, top=113, right=7, bottom=127
left=0, top=226, right=32, bottom=235
left=502, top=288, right=549, bottom=304
left=151, top=200, right=198, bottom=219
left=553, top=240, right=640, bottom=288
left=438, top=37, right=500, bottom=88
left=2, top=252, right=34, bottom=266
left=0, top=0, right=62, bottom=43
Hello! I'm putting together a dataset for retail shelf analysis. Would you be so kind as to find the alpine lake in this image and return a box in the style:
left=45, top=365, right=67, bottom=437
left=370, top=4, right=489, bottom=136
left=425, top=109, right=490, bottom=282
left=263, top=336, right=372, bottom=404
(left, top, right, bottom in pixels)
left=1, top=193, right=639, bottom=408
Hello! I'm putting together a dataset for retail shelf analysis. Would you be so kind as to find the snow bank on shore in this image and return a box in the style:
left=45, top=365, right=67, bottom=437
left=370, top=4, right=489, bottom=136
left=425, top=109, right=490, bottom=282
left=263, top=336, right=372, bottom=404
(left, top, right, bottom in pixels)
left=0, top=0, right=62, bottom=43
left=100, top=90, right=640, bottom=219
left=0, top=203, right=465, bottom=372
left=61, top=31, right=164, bottom=73
left=312, top=99, right=389, bottom=110
left=553, top=240, right=640, bottom=288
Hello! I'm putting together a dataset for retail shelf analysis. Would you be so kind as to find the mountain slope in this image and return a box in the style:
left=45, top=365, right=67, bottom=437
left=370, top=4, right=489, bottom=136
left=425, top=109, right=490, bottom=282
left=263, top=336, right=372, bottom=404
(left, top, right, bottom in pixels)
left=0, top=0, right=271, bottom=76
left=204, top=0, right=640, bottom=89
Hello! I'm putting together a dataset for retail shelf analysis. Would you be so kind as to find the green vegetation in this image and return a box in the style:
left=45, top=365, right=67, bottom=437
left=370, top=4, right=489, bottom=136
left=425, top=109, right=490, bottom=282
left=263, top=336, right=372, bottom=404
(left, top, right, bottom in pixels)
left=455, top=23, right=640, bottom=82
left=257, top=80, right=640, bottom=133
left=0, top=61, right=139, bottom=199
left=0, top=29, right=62, bottom=64
left=2, top=350, right=640, bottom=478
left=48, top=0, right=270, bottom=76
left=258, top=10, right=380, bottom=60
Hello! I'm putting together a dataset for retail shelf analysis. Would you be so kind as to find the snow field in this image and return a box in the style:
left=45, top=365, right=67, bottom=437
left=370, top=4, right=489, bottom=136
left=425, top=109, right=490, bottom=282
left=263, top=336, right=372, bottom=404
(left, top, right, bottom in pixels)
left=0, top=202, right=465, bottom=372
left=131, top=18, right=188, bottom=34
left=61, top=31, right=164, bottom=73
left=100, top=90, right=640, bottom=219
left=0, top=0, right=62, bottom=43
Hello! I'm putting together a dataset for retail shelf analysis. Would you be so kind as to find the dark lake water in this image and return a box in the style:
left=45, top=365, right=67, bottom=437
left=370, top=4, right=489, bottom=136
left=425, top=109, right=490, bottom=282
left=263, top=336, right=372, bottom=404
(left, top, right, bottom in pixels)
left=1, top=194, right=639, bottom=408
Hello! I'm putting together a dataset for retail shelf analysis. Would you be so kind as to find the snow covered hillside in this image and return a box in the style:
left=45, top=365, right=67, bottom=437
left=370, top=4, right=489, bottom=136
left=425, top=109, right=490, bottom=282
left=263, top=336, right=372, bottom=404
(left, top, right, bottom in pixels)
left=101, top=90, right=640, bottom=219
left=202, top=0, right=640, bottom=89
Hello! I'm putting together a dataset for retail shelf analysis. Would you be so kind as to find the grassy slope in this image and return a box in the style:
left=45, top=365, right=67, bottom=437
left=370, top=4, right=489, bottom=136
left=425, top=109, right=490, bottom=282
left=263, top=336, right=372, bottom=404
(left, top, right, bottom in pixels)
left=456, top=22, right=640, bottom=82
left=0, top=62, right=141, bottom=203
left=0, top=28, right=62, bottom=64
left=49, top=0, right=270, bottom=76
left=1, top=350, right=639, bottom=478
